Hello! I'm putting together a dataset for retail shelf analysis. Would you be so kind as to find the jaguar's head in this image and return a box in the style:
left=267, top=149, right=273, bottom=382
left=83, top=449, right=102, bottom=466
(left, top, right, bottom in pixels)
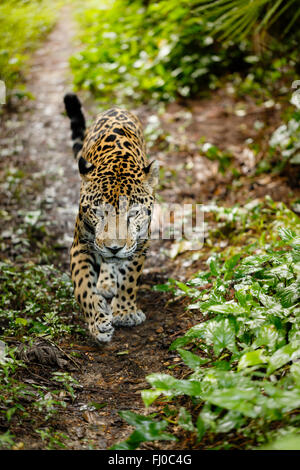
left=79, top=160, right=159, bottom=261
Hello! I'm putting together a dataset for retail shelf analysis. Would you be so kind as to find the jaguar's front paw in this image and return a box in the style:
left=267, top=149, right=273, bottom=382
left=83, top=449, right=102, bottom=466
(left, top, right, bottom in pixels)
left=96, top=324, right=115, bottom=343
left=89, top=294, right=114, bottom=343
left=112, top=309, right=146, bottom=327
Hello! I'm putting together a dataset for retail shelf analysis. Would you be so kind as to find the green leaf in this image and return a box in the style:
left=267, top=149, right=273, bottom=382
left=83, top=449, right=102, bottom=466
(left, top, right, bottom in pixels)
left=253, top=324, right=285, bottom=352
left=224, top=253, right=241, bottom=271
left=235, top=289, right=251, bottom=308
left=196, top=414, right=206, bottom=441
left=152, top=283, right=173, bottom=292
left=198, top=404, right=220, bottom=432
left=208, top=301, right=247, bottom=315
left=267, top=341, right=300, bottom=375
left=15, top=317, right=28, bottom=326
left=290, top=153, right=300, bottom=164
left=89, top=402, right=107, bottom=410
left=203, top=388, right=260, bottom=418
left=278, top=227, right=297, bottom=243
left=237, top=350, right=269, bottom=371
left=234, top=254, right=273, bottom=277
left=203, top=318, right=237, bottom=355
left=169, top=323, right=205, bottom=350
left=177, top=407, right=195, bottom=432
left=177, top=348, right=209, bottom=369
left=260, top=433, right=300, bottom=450
left=264, top=387, right=300, bottom=413
left=141, top=389, right=161, bottom=407
left=146, top=373, right=203, bottom=397
left=278, top=281, right=300, bottom=307
left=215, top=410, right=245, bottom=433
left=209, top=258, right=219, bottom=276
left=290, top=362, right=300, bottom=384
left=110, top=411, right=176, bottom=450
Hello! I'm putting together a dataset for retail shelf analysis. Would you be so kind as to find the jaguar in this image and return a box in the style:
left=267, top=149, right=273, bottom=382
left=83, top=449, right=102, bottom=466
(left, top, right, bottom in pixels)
left=64, top=93, right=158, bottom=343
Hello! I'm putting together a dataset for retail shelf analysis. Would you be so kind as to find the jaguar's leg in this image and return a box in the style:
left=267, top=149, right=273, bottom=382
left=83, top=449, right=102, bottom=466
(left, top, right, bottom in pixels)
left=97, top=262, right=117, bottom=300
left=111, top=253, right=146, bottom=327
left=70, top=243, right=114, bottom=343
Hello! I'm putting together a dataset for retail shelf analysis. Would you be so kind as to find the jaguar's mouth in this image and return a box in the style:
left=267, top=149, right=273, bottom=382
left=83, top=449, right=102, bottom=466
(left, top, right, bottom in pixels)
left=104, top=255, right=123, bottom=263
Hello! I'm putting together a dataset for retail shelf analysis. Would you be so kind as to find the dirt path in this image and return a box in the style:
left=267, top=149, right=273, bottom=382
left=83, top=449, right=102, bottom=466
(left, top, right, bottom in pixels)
left=24, top=6, right=80, bottom=260
left=2, top=6, right=297, bottom=450
left=7, top=7, right=203, bottom=449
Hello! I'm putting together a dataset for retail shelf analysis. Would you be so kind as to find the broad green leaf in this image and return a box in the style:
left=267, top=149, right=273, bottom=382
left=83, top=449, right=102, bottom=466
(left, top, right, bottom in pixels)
left=234, top=288, right=252, bottom=308
left=198, top=403, right=220, bottom=432
left=117, top=410, right=159, bottom=428
left=278, top=227, right=300, bottom=247
left=263, top=388, right=300, bottom=413
left=234, top=254, right=273, bottom=277
left=169, top=323, right=205, bottom=350
left=278, top=227, right=296, bottom=242
left=290, top=153, right=300, bottom=164
left=15, top=317, right=28, bottom=326
left=203, top=388, right=260, bottom=418
left=110, top=411, right=177, bottom=450
left=203, top=318, right=237, bottom=355
left=260, top=433, right=300, bottom=450
left=208, top=301, right=247, bottom=315
left=266, top=263, right=295, bottom=282
left=289, top=324, right=300, bottom=343
left=215, top=410, right=245, bottom=433
left=188, top=270, right=211, bottom=287
left=177, top=348, right=209, bottom=369
left=209, top=258, right=219, bottom=276
left=258, top=293, right=283, bottom=311
left=267, top=341, right=300, bottom=375
left=196, top=414, right=206, bottom=441
left=141, top=389, right=161, bottom=407
left=290, top=362, right=300, bottom=384
left=237, top=349, right=269, bottom=371
left=177, top=407, right=195, bottom=432
left=88, top=402, right=107, bottom=410
left=152, top=283, right=172, bottom=292
left=224, top=253, right=241, bottom=271
left=146, top=373, right=203, bottom=397
left=278, top=281, right=300, bottom=307
left=253, top=324, right=286, bottom=352
left=174, top=280, right=198, bottom=296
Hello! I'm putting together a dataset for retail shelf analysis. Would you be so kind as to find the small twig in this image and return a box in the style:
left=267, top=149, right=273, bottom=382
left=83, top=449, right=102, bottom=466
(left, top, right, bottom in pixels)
left=1, top=336, right=21, bottom=344
left=26, top=369, right=54, bottom=386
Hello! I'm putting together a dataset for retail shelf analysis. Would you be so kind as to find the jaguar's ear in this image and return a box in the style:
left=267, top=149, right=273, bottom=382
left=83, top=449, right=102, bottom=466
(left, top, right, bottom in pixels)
left=143, top=160, right=159, bottom=191
left=78, top=156, right=95, bottom=179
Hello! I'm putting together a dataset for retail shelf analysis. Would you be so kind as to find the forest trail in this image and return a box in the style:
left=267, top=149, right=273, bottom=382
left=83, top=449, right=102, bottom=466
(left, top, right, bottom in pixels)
left=24, top=6, right=80, bottom=259
left=2, top=6, right=295, bottom=450
left=9, top=6, right=204, bottom=449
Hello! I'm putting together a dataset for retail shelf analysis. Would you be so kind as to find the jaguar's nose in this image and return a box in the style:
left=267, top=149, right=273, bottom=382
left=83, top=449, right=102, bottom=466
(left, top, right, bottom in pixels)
left=108, top=246, right=122, bottom=255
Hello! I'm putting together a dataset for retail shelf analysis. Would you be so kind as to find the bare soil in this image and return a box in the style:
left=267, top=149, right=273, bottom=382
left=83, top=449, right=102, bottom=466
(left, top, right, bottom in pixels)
left=1, top=7, right=299, bottom=450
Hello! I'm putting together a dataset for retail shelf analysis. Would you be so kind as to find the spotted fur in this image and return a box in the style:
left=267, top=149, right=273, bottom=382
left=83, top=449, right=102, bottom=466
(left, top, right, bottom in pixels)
left=64, top=93, right=158, bottom=343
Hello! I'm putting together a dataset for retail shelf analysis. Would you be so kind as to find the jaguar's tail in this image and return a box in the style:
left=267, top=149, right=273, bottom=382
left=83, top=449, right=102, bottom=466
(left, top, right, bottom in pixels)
left=64, top=93, right=86, bottom=160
